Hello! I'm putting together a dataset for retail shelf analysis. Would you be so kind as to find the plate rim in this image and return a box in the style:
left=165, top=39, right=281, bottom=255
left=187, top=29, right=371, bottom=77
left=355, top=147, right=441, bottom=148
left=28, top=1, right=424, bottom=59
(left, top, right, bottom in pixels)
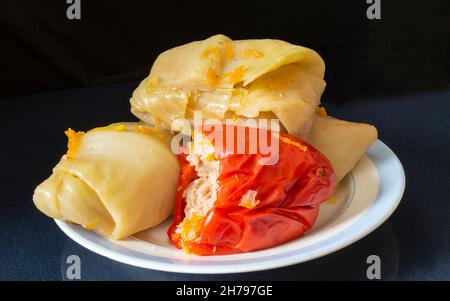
left=55, top=139, right=405, bottom=274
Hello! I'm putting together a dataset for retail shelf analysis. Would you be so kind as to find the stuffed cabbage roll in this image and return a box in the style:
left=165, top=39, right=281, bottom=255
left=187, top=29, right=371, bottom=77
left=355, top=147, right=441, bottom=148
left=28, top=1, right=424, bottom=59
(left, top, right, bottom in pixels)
left=130, top=34, right=326, bottom=139
left=33, top=122, right=180, bottom=239
left=307, top=112, right=378, bottom=183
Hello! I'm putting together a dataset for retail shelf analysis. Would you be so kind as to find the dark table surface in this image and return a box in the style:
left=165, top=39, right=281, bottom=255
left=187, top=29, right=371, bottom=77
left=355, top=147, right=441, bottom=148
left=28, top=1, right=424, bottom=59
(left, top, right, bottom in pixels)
left=1, top=82, right=449, bottom=280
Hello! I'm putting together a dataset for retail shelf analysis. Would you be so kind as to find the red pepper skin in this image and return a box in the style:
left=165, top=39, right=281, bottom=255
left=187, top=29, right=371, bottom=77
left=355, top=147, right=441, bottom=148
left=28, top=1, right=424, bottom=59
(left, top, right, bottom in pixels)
left=168, top=125, right=336, bottom=255
left=167, top=153, right=197, bottom=249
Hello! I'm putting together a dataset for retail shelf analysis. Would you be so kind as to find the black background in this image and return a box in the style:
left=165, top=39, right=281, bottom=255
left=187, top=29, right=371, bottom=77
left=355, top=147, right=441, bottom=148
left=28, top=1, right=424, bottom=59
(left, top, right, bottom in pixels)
left=1, top=0, right=449, bottom=100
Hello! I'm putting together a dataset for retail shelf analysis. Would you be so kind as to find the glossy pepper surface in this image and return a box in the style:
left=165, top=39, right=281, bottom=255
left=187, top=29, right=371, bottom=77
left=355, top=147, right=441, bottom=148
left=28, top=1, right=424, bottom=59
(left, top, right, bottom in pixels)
left=168, top=125, right=336, bottom=255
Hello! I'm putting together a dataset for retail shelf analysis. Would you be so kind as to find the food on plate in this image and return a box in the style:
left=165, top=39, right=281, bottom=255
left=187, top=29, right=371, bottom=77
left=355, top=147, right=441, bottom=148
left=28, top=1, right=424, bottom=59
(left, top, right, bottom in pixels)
left=33, top=35, right=379, bottom=256
left=168, top=124, right=336, bottom=255
left=308, top=110, right=378, bottom=183
left=130, top=34, right=326, bottom=139
left=33, top=122, right=180, bottom=239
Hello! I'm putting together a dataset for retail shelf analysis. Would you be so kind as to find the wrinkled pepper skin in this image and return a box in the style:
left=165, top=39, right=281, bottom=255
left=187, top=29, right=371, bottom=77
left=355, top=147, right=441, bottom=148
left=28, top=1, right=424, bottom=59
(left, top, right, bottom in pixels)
left=168, top=125, right=336, bottom=255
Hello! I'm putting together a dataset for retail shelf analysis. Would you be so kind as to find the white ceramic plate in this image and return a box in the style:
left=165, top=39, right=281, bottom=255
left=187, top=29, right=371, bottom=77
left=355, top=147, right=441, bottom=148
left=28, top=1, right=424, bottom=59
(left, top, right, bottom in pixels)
left=55, top=139, right=405, bottom=274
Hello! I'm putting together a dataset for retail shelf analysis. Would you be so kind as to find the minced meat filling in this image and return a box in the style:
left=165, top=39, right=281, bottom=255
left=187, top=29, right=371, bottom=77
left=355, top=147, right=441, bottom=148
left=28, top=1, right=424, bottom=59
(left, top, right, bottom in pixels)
left=183, top=147, right=219, bottom=219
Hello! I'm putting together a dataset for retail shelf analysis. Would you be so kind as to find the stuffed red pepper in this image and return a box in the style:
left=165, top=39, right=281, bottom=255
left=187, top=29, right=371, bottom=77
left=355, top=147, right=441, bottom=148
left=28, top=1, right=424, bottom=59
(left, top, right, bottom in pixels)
left=168, top=124, right=336, bottom=255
